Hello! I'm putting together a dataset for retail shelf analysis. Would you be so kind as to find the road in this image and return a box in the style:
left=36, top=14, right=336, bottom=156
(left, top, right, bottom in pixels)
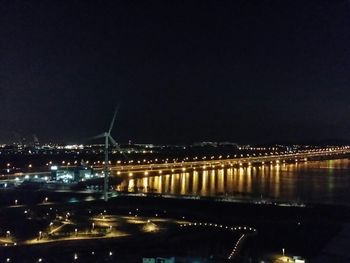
left=105, top=147, right=350, bottom=176
left=1, top=147, right=350, bottom=180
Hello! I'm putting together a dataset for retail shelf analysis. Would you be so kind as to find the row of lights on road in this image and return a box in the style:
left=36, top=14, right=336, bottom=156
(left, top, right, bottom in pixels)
left=4, top=251, right=114, bottom=262
left=2, top=146, right=349, bottom=170
left=180, top=222, right=257, bottom=233
left=119, top=158, right=306, bottom=178
left=228, top=234, right=245, bottom=260
left=180, top=221, right=257, bottom=260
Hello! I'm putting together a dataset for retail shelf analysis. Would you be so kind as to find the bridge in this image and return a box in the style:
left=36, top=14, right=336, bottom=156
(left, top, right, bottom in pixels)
left=107, top=147, right=350, bottom=177
left=1, top=147, right=349, bottom=182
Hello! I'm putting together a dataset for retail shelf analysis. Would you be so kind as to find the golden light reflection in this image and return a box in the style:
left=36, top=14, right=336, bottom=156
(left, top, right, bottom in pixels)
left=201, top=170, right=209, bottom=196
left=218, top=169, right=224, bottom=194
left=128, top=179, right=135, bottom=192
left=142, top=177, right=148, bottom=192
left=180, top=173, right=189, bottom=195
left=164, top=174, right=170, bottom=193
left=246, top=167, right=252, bottom=193
left=274, top=164, right=280, bottom=197
left=226, top=168, right=233, bottom=193
left=117, top=159, right=348, bottom=202
left=209, top=170, right=216, bottom=195
left=192, top=171, right=199, bottom=194
left=170, top=173, right=176, bottom=194
left=238, top=168, right=244, bottom=193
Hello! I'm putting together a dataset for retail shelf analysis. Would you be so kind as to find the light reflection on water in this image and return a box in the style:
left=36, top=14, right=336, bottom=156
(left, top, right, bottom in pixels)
left=116, top=159, right=350, bottom=205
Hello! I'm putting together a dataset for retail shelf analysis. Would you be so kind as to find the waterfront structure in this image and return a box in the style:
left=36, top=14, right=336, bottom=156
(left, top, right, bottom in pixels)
left=51, top=165, right=93, bottom=183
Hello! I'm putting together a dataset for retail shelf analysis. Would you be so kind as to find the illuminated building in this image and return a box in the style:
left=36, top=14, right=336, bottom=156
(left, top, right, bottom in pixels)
left=51, top=165, right=93, bottom=183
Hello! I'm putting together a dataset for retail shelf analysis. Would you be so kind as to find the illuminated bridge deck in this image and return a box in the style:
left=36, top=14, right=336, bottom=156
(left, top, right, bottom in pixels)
left=107, top=148, right=350, bottom=176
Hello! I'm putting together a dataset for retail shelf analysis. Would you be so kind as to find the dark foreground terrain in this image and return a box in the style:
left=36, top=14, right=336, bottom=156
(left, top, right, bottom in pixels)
left=1, top=190, right=349, bottom=262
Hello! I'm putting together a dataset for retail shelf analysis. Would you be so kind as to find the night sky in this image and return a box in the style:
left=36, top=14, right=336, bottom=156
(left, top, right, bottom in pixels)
left=1, top=0, right=350, bottom=144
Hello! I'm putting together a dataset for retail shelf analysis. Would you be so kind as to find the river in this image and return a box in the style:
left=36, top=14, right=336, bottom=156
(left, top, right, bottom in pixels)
left=116, top=158, right=350, bottom=205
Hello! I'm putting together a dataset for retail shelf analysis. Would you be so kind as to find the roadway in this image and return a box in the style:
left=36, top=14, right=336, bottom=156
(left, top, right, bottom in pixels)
left=106, top=147, right=350, bottom=176
left=1, top=147, right=350, bottom=181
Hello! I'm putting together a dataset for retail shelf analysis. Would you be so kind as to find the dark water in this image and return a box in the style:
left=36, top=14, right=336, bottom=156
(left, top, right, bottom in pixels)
left=117, top=158, right=350, bottom=205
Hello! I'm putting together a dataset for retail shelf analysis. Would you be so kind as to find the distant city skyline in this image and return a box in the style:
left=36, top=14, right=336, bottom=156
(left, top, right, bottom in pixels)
left=1, top=1, right=350, bottom=144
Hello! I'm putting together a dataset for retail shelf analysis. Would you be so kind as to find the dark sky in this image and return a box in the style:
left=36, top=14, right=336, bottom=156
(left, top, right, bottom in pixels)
left=1, top=0, right=350, bottom=144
